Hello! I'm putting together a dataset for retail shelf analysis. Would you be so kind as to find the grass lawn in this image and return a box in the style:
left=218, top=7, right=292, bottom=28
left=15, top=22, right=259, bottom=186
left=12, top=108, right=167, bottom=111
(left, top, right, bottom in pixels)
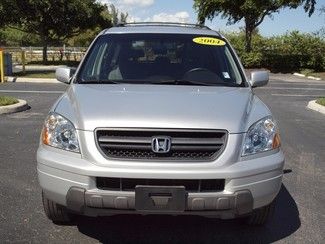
left=311, top=72, right=325, bottom=80
left=0, top=96, right=19, bottom=106
left=14, top=70, right=55, bottom=79
left=316, top=97, right=325, bottom=106
left=300, top=69, right=325, bottom=80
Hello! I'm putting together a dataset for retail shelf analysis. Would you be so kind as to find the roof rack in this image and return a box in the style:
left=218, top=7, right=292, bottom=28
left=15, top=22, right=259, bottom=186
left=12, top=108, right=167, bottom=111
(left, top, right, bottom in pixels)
left=116, top=22, right=211, bottom=30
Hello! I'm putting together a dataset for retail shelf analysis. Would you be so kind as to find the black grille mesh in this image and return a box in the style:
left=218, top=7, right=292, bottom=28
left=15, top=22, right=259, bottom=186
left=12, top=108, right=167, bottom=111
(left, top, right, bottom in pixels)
left=97, top=177, right=225, bottom=192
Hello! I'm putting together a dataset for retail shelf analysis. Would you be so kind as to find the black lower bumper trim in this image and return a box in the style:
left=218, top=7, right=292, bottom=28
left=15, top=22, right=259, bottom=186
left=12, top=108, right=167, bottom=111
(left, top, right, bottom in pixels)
left=66, top=186, right=253, bottom=218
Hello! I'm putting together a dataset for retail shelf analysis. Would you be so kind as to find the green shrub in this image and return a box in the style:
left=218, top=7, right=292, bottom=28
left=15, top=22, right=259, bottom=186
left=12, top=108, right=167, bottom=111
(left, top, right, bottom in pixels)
left=223, top=30, right=325, bottom=72
left=0, top=28, right=40, bottom=46
left=241, top=52, right=263, bottom=68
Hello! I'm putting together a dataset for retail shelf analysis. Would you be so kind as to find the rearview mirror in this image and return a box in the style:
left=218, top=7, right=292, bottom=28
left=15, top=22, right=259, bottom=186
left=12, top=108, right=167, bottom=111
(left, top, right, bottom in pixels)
left=55, top=67, right=76, bottom=84
left=250, top=71, right=269, bottom=88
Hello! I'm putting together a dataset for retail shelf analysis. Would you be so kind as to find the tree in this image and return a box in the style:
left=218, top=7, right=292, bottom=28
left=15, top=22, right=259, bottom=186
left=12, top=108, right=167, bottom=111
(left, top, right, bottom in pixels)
left=194, top=0, right=317, bottom=52
left=318, top=5, right=325, bottom=37
left=67, top=4, right=129, bottom=47
left=320, top=5, right=325, bottom=14
left=1, top=0, right=111, bottom=63
left=0, top=2, right=6, bottom=28
left=0, top=27, right=41, bottom=46
left=108, top=4, right=129, bottom=26
left=0, top=0, right=17, bottom=29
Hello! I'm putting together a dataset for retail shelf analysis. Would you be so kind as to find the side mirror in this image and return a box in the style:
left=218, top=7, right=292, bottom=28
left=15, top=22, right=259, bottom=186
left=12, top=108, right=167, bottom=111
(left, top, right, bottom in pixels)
left=55, top=67, right=76, bottom=84
left=250, top=71, right=269, bottom=88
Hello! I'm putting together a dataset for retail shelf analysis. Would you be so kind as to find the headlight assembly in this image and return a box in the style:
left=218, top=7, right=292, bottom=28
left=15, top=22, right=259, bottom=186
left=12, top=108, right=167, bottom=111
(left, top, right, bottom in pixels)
left=242, top=116, right=281, bottom=156
left=42, top=112, right=80, bottom=153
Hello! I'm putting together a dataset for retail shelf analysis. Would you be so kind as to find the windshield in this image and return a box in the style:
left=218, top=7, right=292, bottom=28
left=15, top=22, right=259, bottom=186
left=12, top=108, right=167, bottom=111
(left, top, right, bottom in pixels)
left=77, top=34, right=245, bottom=86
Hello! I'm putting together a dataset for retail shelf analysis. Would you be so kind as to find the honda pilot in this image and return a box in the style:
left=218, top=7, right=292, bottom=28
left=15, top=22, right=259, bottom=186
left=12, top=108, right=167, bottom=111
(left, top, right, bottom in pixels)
left=37, top=23, right=284, bottom=225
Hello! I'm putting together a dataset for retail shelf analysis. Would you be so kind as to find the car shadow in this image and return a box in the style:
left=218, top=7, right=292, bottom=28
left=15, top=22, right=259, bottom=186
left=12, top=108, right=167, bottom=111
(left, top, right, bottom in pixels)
left=74, top=184, right=300, bottom=243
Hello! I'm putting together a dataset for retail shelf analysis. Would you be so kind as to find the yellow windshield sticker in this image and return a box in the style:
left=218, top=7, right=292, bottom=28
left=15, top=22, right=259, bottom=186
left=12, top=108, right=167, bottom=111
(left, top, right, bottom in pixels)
left=193, top=37, right=226, bottom=46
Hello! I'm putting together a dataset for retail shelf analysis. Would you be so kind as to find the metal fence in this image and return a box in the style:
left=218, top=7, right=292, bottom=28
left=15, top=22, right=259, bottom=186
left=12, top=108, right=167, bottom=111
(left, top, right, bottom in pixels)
left=4, top=46, right=87, bottom=65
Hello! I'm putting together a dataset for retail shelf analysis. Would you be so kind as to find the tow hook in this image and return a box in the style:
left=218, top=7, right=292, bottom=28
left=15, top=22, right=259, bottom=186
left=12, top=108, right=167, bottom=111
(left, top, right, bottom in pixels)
left=283, top=169, right=292, bottom=174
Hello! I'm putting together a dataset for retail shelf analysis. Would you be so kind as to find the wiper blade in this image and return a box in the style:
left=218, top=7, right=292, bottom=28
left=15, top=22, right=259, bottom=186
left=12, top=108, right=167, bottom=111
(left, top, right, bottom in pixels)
left=80, top=80, right=121, bottom=84
left=175, top=80, right=217, bottom=86
left=150, top=79, right=214, bottom=86
left=150, top=79, right=239, bottom=87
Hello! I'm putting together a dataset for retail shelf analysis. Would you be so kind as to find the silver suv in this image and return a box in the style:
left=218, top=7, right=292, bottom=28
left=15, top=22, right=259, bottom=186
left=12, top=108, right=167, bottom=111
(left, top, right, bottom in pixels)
left=37, top=23, right=284, bottom=225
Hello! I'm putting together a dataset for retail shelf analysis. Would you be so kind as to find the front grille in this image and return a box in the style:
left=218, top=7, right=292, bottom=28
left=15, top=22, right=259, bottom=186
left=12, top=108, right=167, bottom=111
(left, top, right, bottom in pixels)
left=97, top=177, right=225, bottom=192
left=96, top=128, right=227, bottom=161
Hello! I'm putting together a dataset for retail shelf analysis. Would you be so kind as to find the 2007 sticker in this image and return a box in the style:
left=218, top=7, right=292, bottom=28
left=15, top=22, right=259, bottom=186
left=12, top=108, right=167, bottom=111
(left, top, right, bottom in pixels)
left=193, top=37, right=226, bottom=46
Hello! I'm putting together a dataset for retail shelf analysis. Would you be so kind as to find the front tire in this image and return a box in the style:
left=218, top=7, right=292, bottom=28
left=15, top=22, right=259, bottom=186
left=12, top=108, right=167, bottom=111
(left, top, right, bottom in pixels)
left=42, top=192, right=73, bottom=223
left=246, top=200, right=275, bottom=225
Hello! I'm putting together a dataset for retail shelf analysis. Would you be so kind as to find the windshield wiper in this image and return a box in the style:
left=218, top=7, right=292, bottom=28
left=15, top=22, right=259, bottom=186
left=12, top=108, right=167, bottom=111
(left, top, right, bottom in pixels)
left=82, top=79, right=150, bottom=84
left=150, top=79, right=240, bottom=87
left=149, top=79, right=213, bottom=86
left=80, top=80, right=121, bottom=84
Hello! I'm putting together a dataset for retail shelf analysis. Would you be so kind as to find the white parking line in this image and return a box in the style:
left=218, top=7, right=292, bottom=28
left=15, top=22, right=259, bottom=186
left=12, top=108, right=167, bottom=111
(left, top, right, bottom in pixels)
left=271, top=94, right=322, bottom=97
left=270, top=78, right=324, bottom=84
left=262, top=87, right=325, bottom=91
left=0, top=90, right=64, bottom=94
left=270, top=82, right=325, bottom=86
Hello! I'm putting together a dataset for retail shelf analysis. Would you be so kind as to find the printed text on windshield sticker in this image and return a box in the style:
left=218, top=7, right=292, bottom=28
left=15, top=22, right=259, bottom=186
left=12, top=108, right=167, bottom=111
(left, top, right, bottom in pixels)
left=193, top=37, right=226, bottom=46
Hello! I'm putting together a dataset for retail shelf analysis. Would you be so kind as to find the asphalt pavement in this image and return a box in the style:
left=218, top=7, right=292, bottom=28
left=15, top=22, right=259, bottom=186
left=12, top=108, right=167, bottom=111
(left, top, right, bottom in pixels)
left=0, top=74, right=324, bottom=243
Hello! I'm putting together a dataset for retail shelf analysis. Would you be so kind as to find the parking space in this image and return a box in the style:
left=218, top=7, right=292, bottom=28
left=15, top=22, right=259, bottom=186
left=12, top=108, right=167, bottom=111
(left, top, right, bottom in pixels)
left=253, top=78, right=325, bottom=243
left=0, top=75, right=324, bottom=243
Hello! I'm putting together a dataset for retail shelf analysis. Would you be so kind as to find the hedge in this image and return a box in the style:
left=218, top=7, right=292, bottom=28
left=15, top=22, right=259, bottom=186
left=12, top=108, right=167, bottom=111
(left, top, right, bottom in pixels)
left=224, top=31, right=325, bottom=72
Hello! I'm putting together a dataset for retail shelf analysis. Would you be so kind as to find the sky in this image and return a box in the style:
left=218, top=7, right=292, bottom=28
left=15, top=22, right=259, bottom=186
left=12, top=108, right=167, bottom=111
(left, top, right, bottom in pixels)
left=101, top=0, right=325, bottom=36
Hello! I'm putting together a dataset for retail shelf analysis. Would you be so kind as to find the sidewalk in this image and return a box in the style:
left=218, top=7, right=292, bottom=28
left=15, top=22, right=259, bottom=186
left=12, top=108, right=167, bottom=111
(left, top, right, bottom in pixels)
left=8, top=64, right=60, bottom=83
left=269, top=73, right=324, bottom=83
left=6, top=76, right=59, bottom=83
left=13, top=64, right=63, bottom=73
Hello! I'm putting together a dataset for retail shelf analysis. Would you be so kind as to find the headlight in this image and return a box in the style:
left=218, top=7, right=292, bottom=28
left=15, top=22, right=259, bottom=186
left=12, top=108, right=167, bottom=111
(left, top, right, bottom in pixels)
left=242, top=116, right=281, bottom=156
left=41, top=112, right=80, bottom=153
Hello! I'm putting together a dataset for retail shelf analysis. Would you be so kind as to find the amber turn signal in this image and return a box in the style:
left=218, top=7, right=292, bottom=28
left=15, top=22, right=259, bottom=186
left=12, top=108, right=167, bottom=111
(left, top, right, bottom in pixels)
left=272, top=133, right=281, bottom=149
left=42, top=127, right=49, bottom=145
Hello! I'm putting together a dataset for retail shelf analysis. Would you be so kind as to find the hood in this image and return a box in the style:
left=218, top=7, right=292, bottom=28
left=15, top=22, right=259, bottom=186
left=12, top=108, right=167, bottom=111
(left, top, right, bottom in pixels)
left=55, top=84, right=270, bottom=133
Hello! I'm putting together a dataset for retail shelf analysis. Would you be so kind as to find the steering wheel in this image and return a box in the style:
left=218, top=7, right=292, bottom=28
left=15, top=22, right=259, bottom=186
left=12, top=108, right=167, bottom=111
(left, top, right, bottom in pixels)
left=182, top=67, right=224, bottom=84
left=184, top=67, right=210, bottom=76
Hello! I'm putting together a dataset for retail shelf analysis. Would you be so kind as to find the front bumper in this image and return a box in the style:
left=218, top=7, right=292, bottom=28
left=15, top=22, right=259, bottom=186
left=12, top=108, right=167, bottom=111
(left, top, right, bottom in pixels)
left=63, top=187, right=253, bottom=219
left=37, top=143, right=284, bottom=219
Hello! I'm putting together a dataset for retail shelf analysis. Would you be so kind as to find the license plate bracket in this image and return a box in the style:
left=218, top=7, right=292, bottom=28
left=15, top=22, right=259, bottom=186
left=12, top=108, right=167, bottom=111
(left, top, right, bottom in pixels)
left=135, top=186, right=187, bottom=212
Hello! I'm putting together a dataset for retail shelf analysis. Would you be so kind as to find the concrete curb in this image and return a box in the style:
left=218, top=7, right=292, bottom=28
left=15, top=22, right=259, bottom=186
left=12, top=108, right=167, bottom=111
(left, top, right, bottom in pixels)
left=0, top=99, right=29, bottom=114
left=6, top=77, right=59, bottom=83
left=293, top=73, right=322, bottom=81
left=307, top=100, right=325, bottom=115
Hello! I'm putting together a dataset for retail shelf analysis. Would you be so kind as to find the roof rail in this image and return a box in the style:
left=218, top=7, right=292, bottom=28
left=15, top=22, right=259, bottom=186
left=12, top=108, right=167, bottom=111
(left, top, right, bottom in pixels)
left=116, top=22, right=211, bottom=30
